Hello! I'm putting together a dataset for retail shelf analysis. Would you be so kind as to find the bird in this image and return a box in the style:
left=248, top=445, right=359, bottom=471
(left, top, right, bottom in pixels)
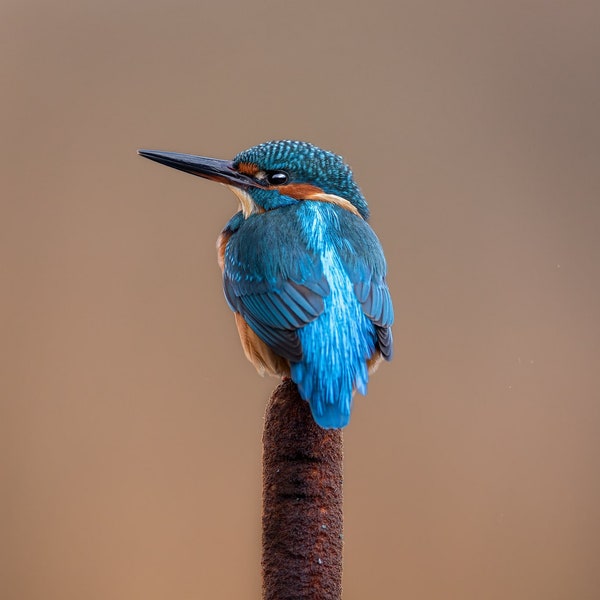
left=138, top=140, right=393, bottom=428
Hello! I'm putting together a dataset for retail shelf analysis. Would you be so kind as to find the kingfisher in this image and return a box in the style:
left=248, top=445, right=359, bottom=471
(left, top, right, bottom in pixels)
left=138, top=140, right=393, bottom=428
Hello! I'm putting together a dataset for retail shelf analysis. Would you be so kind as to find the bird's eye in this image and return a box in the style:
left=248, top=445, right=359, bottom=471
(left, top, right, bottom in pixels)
left=266, top=171, right=289, bottom=186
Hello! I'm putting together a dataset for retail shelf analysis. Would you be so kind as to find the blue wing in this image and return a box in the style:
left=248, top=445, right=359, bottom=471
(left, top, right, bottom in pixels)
left=222, top=209, right=330, bottom=362
left=335, top=210, right=394, bottom=360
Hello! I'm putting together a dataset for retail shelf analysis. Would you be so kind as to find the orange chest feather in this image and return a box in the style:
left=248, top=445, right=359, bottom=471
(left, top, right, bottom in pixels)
left=216, top=228, right=231, bottom=273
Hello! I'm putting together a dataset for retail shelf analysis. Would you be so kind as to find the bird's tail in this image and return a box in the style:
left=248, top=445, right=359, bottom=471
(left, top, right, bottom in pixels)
left=290, top=346, right=371, bottom=429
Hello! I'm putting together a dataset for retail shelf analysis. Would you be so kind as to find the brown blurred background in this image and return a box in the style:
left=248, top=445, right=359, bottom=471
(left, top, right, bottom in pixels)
left=1, top=1, right=599, bottom=598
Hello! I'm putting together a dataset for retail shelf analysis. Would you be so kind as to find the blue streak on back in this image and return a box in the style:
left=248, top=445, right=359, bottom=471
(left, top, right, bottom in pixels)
left=290, top=203, right=377, bottom=428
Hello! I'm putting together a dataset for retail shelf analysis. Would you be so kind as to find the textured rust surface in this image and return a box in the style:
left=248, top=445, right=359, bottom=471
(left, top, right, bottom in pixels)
left=262, top=379, right=344, bottom=600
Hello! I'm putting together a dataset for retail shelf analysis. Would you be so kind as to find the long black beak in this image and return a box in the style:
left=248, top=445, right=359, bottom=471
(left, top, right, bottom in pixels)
left=138, top=149, right=258, bottom=189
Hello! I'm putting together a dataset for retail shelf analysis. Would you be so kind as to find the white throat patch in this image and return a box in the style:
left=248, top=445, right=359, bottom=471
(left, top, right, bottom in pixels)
left=226, top=185, right=263, bottom=218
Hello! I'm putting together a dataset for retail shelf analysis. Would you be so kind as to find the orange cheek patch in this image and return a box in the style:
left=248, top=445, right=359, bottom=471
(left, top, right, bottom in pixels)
left=275, top=183, right=324, bottom=199
left=237, top=162, right=259, bottom=176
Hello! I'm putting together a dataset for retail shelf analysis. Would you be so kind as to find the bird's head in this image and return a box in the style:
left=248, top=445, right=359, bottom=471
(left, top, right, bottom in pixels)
left=139, top=140, right=369, bottom=220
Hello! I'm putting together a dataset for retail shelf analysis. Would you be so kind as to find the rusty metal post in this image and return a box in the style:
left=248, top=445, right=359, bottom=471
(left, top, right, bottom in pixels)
left=262, top=379, right=344, bottom=599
